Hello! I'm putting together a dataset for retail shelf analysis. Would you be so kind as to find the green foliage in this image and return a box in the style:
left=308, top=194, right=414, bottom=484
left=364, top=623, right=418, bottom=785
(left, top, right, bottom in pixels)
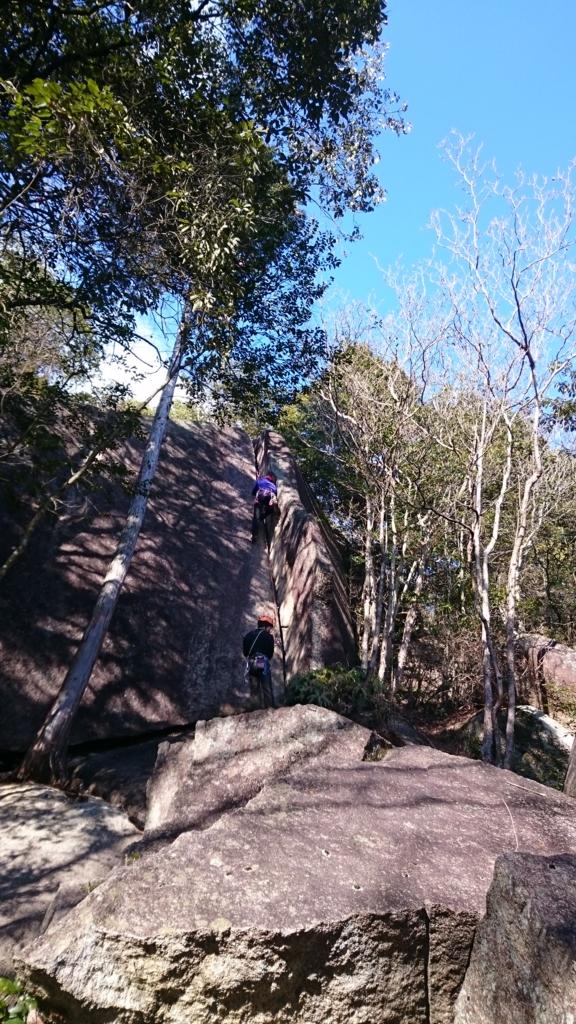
left=0, top=0, right=404, bottom=481
left=169, top=400, right=202, bottom=424
left=545, top=367, right=576, bottom=437
left=285, top=665, right=372, bottom=718
left=545, top=683, right=576, bottom=729
left=0, top=977, right=37, bottom=1024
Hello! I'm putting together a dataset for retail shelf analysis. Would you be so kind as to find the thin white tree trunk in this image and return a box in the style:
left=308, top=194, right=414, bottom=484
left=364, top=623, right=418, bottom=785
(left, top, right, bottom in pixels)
left=395, top=561, right=425, bottom=692
left=360, top=495, right=376, bottom=672
left=18, top=327, right=186, bottom=782
left=369, top=490, right=386, bottom=676
left=472, top=407, right=497, bottom=763
left=473, top=404, right=512, bottom=764
left=504, top=404, right=543, bottom=768
left=377, top=484, right=398, bottom=689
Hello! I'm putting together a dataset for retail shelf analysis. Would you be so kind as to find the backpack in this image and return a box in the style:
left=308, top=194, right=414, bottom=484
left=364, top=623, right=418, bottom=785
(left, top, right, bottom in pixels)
left=245, top=629, right=268, bottom=678
left=249, top=653, right=267, bottom=676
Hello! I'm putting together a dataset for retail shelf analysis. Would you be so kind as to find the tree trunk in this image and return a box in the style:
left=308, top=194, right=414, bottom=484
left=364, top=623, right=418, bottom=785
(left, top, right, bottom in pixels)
left=503, top=403, right=543, bottom=769
left=377, top=485, right=398, bottom=690
left=472, top=447, right=497, bottom=764
left=360, top=495, right=376, bottom=672
left=368, top=490, right=386, bottom=676
left=473, top=405, right=510, bottom=765
left=395, top=562, right=425, bottom=692
left=564, top=732, right=576, bottom=798
left=17, top=329, right=186, bottom=783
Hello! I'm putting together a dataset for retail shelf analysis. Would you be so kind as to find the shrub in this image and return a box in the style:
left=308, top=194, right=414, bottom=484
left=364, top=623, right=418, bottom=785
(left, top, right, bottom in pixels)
left=285, top=665, right=372, bottom=718
left=0, top=977, right=65, bottom=1024
left=0, top=977, right=37, bottom=1024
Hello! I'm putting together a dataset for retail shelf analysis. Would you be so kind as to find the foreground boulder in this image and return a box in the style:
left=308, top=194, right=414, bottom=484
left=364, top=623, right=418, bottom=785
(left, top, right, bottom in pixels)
left=19, top=729, right=576, bottom=1024
left=145, top=704, right=377, bottom=842
left=455, top=852, right=576, bottom=1023
left=0, top=782, right=139, bottom=974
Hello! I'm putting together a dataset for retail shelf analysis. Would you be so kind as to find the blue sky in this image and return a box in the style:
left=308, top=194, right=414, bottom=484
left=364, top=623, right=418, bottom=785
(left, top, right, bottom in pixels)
left=328, top=0, right=576, bottom=308
left=132, top=0, right=576, bottom=398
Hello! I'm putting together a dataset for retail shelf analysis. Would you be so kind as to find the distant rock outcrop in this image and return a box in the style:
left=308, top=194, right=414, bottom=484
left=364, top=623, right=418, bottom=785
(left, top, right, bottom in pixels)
left=444, top=704, right=573, bottom=791
left=19, top=709, right=576, bottom=1024
left=516, top=632, right=576, bottom=700
left=455, top=852, right=576, bottom=1024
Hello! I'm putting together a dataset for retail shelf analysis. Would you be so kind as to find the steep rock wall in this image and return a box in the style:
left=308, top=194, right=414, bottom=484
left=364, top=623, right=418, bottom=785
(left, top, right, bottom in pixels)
left=255, top=429, right=356, bottom=678
left=0, top=423, right=276, bottom=750
left=0, top=424, right=356, bottom=753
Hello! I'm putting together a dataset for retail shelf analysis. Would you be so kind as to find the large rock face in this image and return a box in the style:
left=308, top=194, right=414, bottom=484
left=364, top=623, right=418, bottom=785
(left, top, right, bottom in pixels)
left=19, top=720, right=576, bottom=1024
left=255, top=430, right=356, bottom=677
left=0, top=781, right=139, bottom=974
left=0, top=425, right=360, bottom=756
left=455, top=852, right=576, bottom=1024
left=0, top=423, right=277, bottom=751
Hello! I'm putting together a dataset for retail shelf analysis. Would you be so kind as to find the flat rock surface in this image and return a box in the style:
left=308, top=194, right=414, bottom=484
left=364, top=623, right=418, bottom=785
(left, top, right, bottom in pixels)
left=0, top=781, right=139, bottom=974
left=145, top=705, right=375, bottom=840
left=0, top=424, right=276, bottom=750
left=20, top=744, right=576, bottom=1024
left=455, top=852, right=576, bottom=1023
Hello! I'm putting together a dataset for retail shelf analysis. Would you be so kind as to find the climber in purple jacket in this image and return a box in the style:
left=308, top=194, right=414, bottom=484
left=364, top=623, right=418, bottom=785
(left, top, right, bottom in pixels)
left=251, top=472, right=278, bottom=541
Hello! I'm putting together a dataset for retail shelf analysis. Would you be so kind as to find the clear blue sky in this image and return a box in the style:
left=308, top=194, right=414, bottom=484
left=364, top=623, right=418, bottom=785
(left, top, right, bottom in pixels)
left=328, top=0, right=576, bottom=307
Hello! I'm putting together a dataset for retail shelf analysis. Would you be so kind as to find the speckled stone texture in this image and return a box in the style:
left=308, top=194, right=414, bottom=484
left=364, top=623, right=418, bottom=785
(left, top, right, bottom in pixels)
left=0, top=782, right=139, bottom=974
left=19, top=745, right=576, bottom=1023
left=144, top=705, right=376, bottom=843
left=255, top=429, right=356, bottom=676
left=0, top=424, right=276, bottom=750
left=455, top=852, right=576, bottom=1024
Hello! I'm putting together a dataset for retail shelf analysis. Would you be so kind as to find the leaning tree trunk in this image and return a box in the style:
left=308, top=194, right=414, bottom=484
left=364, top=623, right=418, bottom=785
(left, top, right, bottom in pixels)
left=18, top=329, right=186, bottom=783
left=0, top=380, right=168, bottom=584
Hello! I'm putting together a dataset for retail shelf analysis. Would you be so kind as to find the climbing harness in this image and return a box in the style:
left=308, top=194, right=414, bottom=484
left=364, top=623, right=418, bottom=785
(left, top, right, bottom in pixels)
left=244, top=629, right=274, bottom=709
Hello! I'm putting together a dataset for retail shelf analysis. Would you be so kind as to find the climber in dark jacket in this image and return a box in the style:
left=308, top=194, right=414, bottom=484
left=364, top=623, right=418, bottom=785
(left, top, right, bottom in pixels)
left=243, top=613, right=275, bottom=707
left=251, top=472, right=278, bottom=541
